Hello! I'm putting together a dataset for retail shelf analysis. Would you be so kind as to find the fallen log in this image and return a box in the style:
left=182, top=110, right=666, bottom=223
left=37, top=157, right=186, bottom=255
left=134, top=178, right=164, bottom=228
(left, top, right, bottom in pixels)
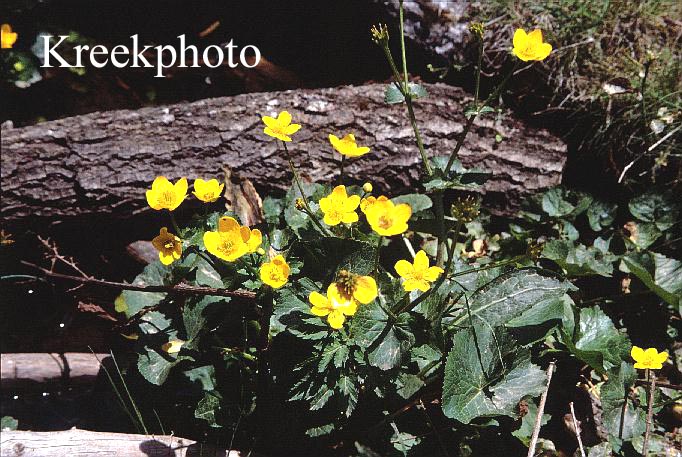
left=1, top=82, right=566, bottom=230
left=0, top=429, right=240, bottom=457
left=0, top=353, right=108, bottom=392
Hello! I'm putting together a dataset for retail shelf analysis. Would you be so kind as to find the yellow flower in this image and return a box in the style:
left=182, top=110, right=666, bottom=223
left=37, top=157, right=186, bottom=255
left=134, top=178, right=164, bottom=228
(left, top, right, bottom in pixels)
left=193, top=178, right=224, bottom=203
left=245, top=227, right=262, bottom=254
left=335, top=270, right=378, bottom=304
left=203, top=216, right=253, bottom=262
left=329, top=133, right=371, bottom=157
left=631, top=346, right=669, bottom=370
left=309, top=283, right=358, bottom=329
left=512, top=28, right=552, bottom=62
left=1, top=24, right=18, bottom=49
left=362, top=182, right=373, bottom=193
left=395, top=250, right=443, bottom=292
left=261, top=110, right=301, bottom=142
left=162, top=339, right=184, bottom=354
left=319, top=185, right=360, bottom=226
left=364, top=197, right=412, bottom=236
left=152, top=227, right=183, bottom=265
left=145, top=176, right=188, bottom=211
left=260, top=255, right=290, bottom=288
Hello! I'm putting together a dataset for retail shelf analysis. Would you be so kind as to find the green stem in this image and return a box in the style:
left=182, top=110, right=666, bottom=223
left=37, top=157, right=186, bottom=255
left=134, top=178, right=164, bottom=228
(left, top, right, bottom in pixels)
left=642, top=369, right=656, bottom=456
left=433, top=192, right=446, bottom=267
left=447, top=255, right=521, bottom=280
left=339, top=155, right=346, bottom=185
left=373, top=236, right=383, bottom=276
left=281, top=141, right=330, bottom=235
left=398, top=0, right=409, bottom=91
left=405, top=98, right=433, bottom=175
left=169, top=211, right=182, bottom=236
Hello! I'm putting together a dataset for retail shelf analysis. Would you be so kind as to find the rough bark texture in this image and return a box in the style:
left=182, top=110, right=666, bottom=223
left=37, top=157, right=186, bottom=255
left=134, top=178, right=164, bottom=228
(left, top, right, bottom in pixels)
left=1, top=82, right=566, bottom=229
left=0, top=429, right=241, bottom=457
left=0, top=353, right=108, bottom=392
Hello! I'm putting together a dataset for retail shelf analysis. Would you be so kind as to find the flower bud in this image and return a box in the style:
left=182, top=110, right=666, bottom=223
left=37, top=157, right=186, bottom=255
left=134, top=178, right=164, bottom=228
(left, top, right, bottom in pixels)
left=450, top=195, right=480, bottom=223
left=295, top=198, right=306, bottom=211
left=469, top=22, right=485, bottom=40
left=370, top=24, right=389, bottom=45
left=362, top=182, right=373, bottom=193
left=257, top=247, right=266, bottom=256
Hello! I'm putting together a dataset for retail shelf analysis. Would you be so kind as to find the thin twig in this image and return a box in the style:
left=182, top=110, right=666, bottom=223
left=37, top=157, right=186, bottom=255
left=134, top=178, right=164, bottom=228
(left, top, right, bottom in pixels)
left=641, top=369, right=656, bottom=456
left=21, top=260, right=256, bottom=300
left=635, top=379, right=682, bottom=391
left=527, top=361, right=555, bottom=457
left=569, top=402, right=586, bottom=457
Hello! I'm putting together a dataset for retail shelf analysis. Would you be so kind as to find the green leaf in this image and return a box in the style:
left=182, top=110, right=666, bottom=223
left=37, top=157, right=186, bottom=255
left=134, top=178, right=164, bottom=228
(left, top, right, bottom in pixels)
left=424, top=157, right=491, bottom=192
left=629, top=191, right=680, bottom=231
left=183, top=296, right=226, bottom=347
left=442, top=325, right=546, bottom=424
left=338, top=374, right=359, bottom=417
left=263, top=196, right=284, bottom=225
left=195, top=391, right=221, bottom=427
left=391, top=423, right=421, bottom=454
left=137, top=348, right=182, bottom=385
left=184, top=365, right=216, bottom=392
left=449, top=270, right=574, bottom=328
left=587, top=200, right=617, bottom=231
left=562, top=306, right=630, bottom=374
left=543, top=239, right=617, bottom=277
left=542, top=188, right=575, bottom=217
left=306, top=424, right=335, bottom=437
left=195, top=258, right=223, bottom=288
left=284, top=182, right=327, bottom=234
left=120, top=262, right=170, bottom=317
left=384, top=82, right=428, bottom=104
left=507, top=294, right=574, bottom=329
left=396, top=373, right=425, bottom=399
left=296, top=237, right=378, bottom=279
left=512, top=400, right=550, bottom=446
left=600, top=362, right=645, bottom=440
left=623, top=252, right=682, bottom=309
left=351, top=299, right=415, bottom=370
left=1, top=416, right=18, bottom=431
left=392, top=194, right=432, bottom=213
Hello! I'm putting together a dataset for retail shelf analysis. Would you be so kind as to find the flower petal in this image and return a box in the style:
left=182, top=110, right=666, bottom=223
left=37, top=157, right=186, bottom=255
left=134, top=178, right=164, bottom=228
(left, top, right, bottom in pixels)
left=341, top=211, right=359, bottom=224
left=278, top=110, right=292, bottom=126
left=513, top=28, right=527, bottom=50
left=343, top=194, right=361, bottom=212
left=424, top=266, right=444, bottom=282
left=413, top=250, right=429, bottom=272
left=218, top=216, right=240, bottom=233
left=261, top=116, right=279, bottom=129
left=309, top=291, right=330, bottom=310
left=353, top=275, right=378, bottom=304
left=394, top=259, right=414, bottom=278
left=327, top=310, right=345, bottom=329
left=284, top=123, right=301, bottom=135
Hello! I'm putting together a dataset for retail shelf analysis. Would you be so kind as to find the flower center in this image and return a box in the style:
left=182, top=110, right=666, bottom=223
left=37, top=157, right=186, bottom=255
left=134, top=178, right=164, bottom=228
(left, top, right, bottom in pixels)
left=378, top=215, right=393, bottom=229
left=158, top=190, right=176, bottom=207
left=163, top=241, right=175, bottom=250
left=218, top=238, right=235, bottom=254
left=203, top=192, right=214, bottom=200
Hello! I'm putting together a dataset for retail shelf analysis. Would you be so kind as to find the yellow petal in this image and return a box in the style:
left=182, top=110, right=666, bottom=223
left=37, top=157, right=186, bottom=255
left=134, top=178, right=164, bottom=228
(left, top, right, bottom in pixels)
left=264, top=127, right=291, bottom=142
left=656, top=351, right=669, bottom=365
left=395, top=259, right=414, bottom=278
left=403, top=278, right=428, bottom=292
left=319, top=195, right=332, bottom=213
left=284, top=123, right=301, bottom=135
left=159, top=251, right=175, bottom=265
left=353, top=275, right=378, bottom=304
left=341, top=211, right=359, bottom=224
left=630, top=346, right=645, bottom=362
left=528, top=29, right=544, bottom=44
left=424, top=266, right=444, bottom=282
left=278, top=110, right=292, bottom=126
left=536, top=42, right=552, bottom=60
left=513, top=28, right=528, bottom=50
left=170, top=178, right=188, bottom=210
left=311, top=306, right=330, bottom=316
left=323, top=212, right=342, bottom=226
left=413, top=250, right=429, bottom=272
left=261, top=116, right=279, bottom=129
left=327, top=310, right=345, bottom=329
left=394, top=203, right=412, bottom=223
left=331, top=185, right=348, bottom=201
left=643, top=348, right=658, bottom=360
left=218, top=216, right=240, bottom=233
left=309, top=291, right=330, bottom=310
left=341, top=300, right=358, bottom=316
left=343, top=194, right=361, bottom=213
left=247, top=228, right=262, bottom=252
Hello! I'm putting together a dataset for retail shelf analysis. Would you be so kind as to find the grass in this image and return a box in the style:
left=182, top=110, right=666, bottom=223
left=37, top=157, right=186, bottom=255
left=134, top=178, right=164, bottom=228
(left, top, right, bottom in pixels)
left=478, top=0, right=682, bottom=188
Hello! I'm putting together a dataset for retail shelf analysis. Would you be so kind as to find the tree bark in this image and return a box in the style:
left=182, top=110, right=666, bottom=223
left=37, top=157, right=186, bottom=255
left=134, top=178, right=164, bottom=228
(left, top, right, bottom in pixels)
left=1, top=82, right=565, bottom=230
left=0, top=429, right=240, bottom=457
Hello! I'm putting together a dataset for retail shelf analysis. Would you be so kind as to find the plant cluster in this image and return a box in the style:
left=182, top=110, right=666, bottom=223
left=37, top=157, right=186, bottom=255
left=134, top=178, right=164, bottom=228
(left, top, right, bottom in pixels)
left=105, top=5, right=680, bottom=456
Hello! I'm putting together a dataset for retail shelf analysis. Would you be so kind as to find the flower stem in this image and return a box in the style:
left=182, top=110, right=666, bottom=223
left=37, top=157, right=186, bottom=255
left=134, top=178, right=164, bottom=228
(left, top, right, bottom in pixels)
left=642, top=369, right=656, bottom=456
left=373, top=236, right=383, bottom=276
left=168, top=211, right=182, bottom=236
left=281, top=141, right=330, bottom=235
left=338, top=154, right=346, bottom=185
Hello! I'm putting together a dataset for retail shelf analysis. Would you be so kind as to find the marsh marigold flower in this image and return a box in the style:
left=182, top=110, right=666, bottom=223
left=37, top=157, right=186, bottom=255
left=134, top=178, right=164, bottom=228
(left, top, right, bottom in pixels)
left=512, top=28, right=552, bottom=62
left=261, top=110, right=301, bottom=142
left=335, top=270, right=378, bottom=305
left=329, top=133, right=371, bottom=158
left=146, top=176, right=188, bottom=211
left=162, top=339, right=184, bottom=354
left=362, top=182, right=373, bottom=193
left=631, top=346, right=669, bottom=370
left=260, top=255, right=290, bottom=289
left=364, top=196, right=411, bottom=236
left=1, top=24, right=17, bottom=49
left=319, top=185, right=360, bottom=226
left=152, top=227, right=183, bottom=265
left=395, top=250, right=443, bottom=292
left=204, top=216, right=260, bottom=262
left=193, top=178, right=224, bottom=203
left=309, top=283, right=358, bottom=329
